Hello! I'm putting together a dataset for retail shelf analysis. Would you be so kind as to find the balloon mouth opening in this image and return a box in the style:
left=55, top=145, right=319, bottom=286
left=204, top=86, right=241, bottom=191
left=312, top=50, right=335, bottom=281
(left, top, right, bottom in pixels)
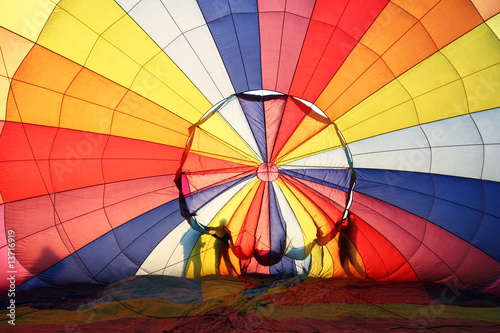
left=257, top=162, right=278, bottom=182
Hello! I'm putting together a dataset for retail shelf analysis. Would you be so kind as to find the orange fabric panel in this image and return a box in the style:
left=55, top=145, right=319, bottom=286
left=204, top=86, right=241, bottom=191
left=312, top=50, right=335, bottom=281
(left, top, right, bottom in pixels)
left=326, top=58, right=394, bottom=120
left=382, top=21, right=439, bottom=77
left=420, top=0, right=484, bottom=49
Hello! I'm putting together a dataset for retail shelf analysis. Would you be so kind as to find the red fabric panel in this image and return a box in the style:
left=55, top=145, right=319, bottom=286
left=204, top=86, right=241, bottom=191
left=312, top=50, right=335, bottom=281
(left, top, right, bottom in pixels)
left=0, top=205, right=33, bottom=289
left=259, top=11, right=284, bottom=91
left=3, top=175, right=178, bottom=277
left=263, top=98, right=286, bottom=161
left=254, top=183, right=271, bottom=264
left=282, top=175, right=342, bottom=244
left=283, top=174, right=347, bottom=210
left=104, top=175, right=178, bottom=229
left=270, top=97, right=308, bottom=162
left=289, top=0, right=387, bottom=101
left=343, top=213, right=418, bottom=282
left=350, top=192, right=500, bottom=286
left=259, top=1, right=314, bottom=93
left=0, top=122, right=184, bottom=202
left=182, top=151, right=256, bottom=174
left=233, top=182, right=266, bottom=260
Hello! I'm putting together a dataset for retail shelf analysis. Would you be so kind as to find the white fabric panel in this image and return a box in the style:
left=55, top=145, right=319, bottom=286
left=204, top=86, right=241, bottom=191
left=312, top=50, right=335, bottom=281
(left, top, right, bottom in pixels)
left=165, top=36, right=226, bottom=103
left=347, top=112, right=499, bottom=179
left=472, top=108, right=500, bottom=144
left=117, top=0, right=140, bottom=12
left=161, top=0, right=206, bottom=32
left=195, top=177, right=256, bottom=226
left=280, top=147, right=349, bottom=169
left=128, top=1, right=181, bottom=49
left=117, top=0, right=234, bottom=104
left=431, top=145, right=483, bottom=179
left=137, top=220, right=193, bottom=276
left=184, top=26, right=235, bottom=101
left=219, top=97, right=263, bottom=162
left=272, top=182, right=306, bottom=259
left=482, top=145, right=500, bottom=181
left=294, top=255, right=312, bottom=276
left=349, top=126, right=429, bottom=155
left=421, top=114, right=482, bottom=147
left=352, top=148, right=431, bottom=172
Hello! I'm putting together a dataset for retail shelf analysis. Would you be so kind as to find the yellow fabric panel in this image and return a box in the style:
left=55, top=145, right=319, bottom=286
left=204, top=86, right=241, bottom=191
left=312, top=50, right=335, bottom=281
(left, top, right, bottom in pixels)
left=487, top=13, right=500, bottom=38
left=335, top=80, right=416, bottom=143
left=227, top=179, right=260, bottom=243
left=185, top=234, right=219, bottom=279
left=116, top=91, right=191, bottom=145
left=465, top=64, right=500, bottom=113
left=0, top=0, right=58, bottom=42
left=37, top=0, right=210, bottom=121
left=282, top=179, right=333, bottom=240
left=275, top=179, right=316, bottom=250
left=208, top=178, right=258, bottom=228
left=277, top=124, right=342, bottom=166
left=130, top=52, right=208, bottom=124
left=441, top=22, right=500, bottom=77
left=36, top=6, right=100, bottom=65
left=57, top=0, right=123, bottom=34
left=190, top=128, right=258, bottom=166
left=472, top=0, right=500, bottom=20
left=60, top=96, right=114, bottom=134
left=420, top=0, right=483, bottom=49
left=309, top=244, right=334, bottom=278
left=414, top=80, right=468, bottom=124
left=110, top=111, right=187, bottom=146
left=275, top=116, right=329, bottom=164
left=84, top=37, right=141, bottom=89
left=199, top=113, right=260, bottom=164
left=399, top=52, right=460, bottom=98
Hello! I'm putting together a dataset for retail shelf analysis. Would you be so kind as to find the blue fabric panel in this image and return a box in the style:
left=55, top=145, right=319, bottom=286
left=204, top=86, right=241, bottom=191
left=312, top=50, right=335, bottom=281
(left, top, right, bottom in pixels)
left=233, top=12, right=262, bottom=91
left=281, top=168, right=352, bottom=191
left=229, top=0, right=258, bottom=13
left=432, top=174, right=484, bottom=213
left=185, top=174, right=255, bottom=213
left=270, top=256, right=297, bottom=276
left=427, top=198, right=483, bottom=243
left=196, top=0, right=231, bottom=23
left=483, top=180, right=500, bottom=218
left=354, top=169, right=435, bottom=219
left=18, top=277, right=50, bottom=291
left=114, top=200, right=182, bottom=253
left=197, top=0, right=261, bottom=93
left=268, top=182, right=286, bottom=258
left=472, top=214, right=500, bottom=261
left=354, top=169, right=498, bottom=255
left=28, top=201, right=184, bottom=286
left=239, top=96, right=267, bottom=161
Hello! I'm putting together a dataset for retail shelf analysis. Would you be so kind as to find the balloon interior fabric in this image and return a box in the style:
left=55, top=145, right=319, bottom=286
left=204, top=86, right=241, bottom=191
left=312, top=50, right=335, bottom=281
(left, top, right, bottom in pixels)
left=1, top=0, right=500, bottom=331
